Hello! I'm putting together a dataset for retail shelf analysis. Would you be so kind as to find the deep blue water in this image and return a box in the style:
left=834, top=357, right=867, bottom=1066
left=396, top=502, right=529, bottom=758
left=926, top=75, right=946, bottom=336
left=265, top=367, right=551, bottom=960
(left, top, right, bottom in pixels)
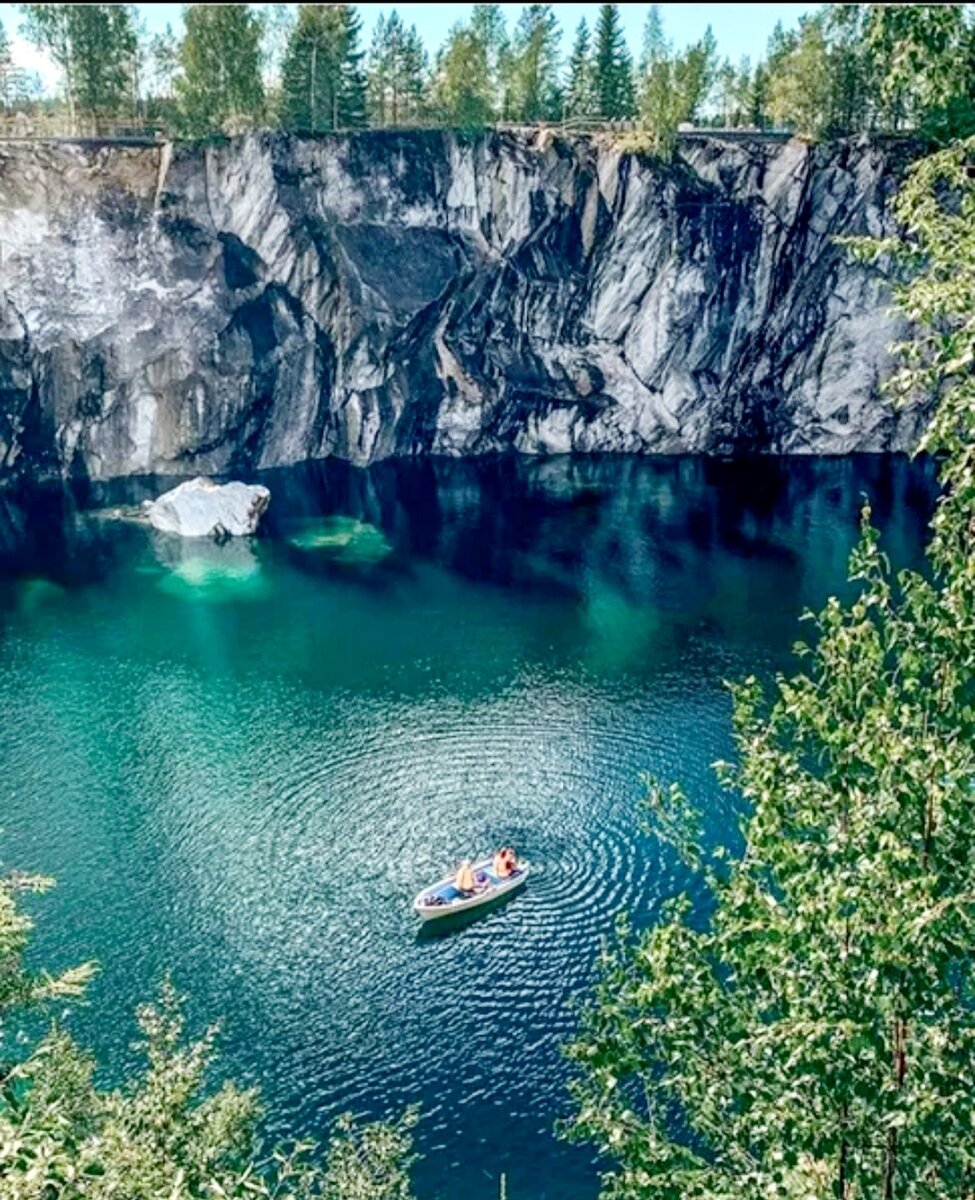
left=0, top=454, right=937, bottom=1198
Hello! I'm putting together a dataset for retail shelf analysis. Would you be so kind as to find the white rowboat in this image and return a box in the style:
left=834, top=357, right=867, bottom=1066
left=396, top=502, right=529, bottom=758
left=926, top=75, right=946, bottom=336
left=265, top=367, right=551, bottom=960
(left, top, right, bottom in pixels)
left=413, top=857, right=529, bottom=921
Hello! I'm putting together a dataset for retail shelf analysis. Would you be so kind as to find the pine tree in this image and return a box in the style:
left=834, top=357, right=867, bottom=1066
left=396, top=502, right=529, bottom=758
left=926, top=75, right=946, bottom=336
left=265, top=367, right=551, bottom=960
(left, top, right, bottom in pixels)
left=593, top=3, right=634, bottom=120
left=176, top=4, right=265, bottom=136
left=714, top=56, right=752, bottom=128
left=280, top=4, right=366, bottom=134
left=565, top=18, right=597, bottom=120
left=678, top=24, right=717, bottom=124
left=731, top=56, right=753, bottom=127
left=819, top=5, right=870, bottom=135
left=257, top=3, right=296, bottom=86
left=504, top=3, right=561, bottom=123
left=367, top=13, right=389, bottom=125
left=338, top=4, right=367, bottom=129
left=367, top=10, right=428, bottom=128
left=148, top=25, right=179, bottom=102
left=715, top=57, right=735, bottom=126
left=635, top=4, right=677, bottom=153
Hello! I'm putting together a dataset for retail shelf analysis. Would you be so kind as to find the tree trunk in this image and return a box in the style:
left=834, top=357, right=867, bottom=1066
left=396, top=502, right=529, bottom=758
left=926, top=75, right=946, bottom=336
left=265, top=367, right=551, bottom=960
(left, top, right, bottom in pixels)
left=310, top=42, right=317, bottom=132
left=883, top=1128, right=896, bottom=1200
left=882, top=1017, right=908, bottom=1200
left=837, top=1097, right=850, bottom=1200
left=64, top=49, right=75, bottom=134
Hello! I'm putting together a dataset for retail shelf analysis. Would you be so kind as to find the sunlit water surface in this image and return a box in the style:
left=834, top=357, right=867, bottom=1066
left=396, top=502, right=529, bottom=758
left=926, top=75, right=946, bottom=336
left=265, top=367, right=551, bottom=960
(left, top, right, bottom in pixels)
left=0, top=455, right=936, bottom=1199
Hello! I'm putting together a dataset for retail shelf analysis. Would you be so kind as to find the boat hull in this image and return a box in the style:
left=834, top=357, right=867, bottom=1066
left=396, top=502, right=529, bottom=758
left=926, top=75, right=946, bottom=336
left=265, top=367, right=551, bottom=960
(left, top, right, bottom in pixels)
left=413, top=859, right=529, bottom=921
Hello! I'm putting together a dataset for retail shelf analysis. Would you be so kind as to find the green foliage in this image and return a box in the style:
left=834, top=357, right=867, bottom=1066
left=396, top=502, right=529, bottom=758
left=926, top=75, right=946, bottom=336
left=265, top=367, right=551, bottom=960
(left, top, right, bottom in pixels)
left=8, top=2, right=974, bottom=141
left=564, top=19, right=596, bottom=121
left=0, top=866, right=94, bottom=1020
left=712, top=56, right=754, bottom=128
left=280, top=4, right=366, bottom=134
left=845, top=137, right=975, bottom=568
left=469, top=4, right=509, bottom=117
left=71, top=5, right=137, bottom=118
left=503, top=4, right=562, bottom=123
left=4, top=985, right=261, bottom=1200
left=176, top=4, right=265, bottom=137
left=367, top=11, right=428, bottom=128
left=763, top=3, right=975, bottom=140
left=258, top=3, right=297, bottom=85
left=144, top=23, right=179, bottom=122
left=634, top=6, right=716, bottom=158
left=593, top=5, right=634, bottom=121
left=432, top=21, right=495, bottom=129
left=18, top=4, right=138, bottom=121
left=564, top=136, right=975, bottom=1199
left=430, top=4, right=511, bottom=128
left=863, top=4, right=974, bottom=137
left=0, top=858, right=419, bottom=1199
left=766, top=15, right=832, bottom=137
left=749, top=62, right=769, bottom=129
left=17, top=5, right=73, bottom=114
left=321, top=1108, right=419, bottom=1200
left=0, top=19, right=36, bottom=109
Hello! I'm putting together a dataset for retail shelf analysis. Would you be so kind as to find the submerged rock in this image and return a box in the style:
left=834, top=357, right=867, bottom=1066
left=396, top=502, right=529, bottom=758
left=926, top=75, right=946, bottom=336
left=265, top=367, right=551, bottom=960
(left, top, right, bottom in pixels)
left=16, top=577, right=65, bottom=612
left=287, top=516, right=391, bottom=563
left=145, top=477, right=270, bottom=538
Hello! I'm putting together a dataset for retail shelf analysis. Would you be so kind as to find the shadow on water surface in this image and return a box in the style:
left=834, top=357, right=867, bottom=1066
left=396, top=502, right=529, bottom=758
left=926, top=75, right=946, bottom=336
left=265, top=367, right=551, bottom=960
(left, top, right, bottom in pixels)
left=414, top=888, right=528, bottom=942
left=0, top=452, right=941, bottom=1200
left=0, top=453, right=938, bottom=600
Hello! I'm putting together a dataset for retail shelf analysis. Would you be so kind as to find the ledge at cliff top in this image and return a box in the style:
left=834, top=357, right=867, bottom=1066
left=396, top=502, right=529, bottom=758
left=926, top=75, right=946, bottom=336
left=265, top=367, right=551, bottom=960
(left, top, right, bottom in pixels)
left=145, top=478, right=270, bottom=537
left=0, top=129, right=927, bottom=483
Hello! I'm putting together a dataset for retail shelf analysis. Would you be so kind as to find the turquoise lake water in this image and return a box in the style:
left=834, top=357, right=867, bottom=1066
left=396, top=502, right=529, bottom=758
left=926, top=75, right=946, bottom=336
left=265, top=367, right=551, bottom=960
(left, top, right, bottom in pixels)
left=0, top=455, right=937, bottom=1198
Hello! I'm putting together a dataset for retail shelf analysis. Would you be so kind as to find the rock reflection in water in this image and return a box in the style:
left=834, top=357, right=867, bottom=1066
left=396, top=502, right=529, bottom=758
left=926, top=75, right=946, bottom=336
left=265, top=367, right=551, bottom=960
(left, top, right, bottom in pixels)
left=0, top=452, right=942, bottom=1200
left=153, top=533, right=269, bottom=603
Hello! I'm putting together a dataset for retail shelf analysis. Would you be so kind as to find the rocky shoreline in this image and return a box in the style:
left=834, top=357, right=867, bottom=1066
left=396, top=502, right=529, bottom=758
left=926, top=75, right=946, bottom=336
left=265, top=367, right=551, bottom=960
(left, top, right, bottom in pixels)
left=0, top=130, right=927, bottom=484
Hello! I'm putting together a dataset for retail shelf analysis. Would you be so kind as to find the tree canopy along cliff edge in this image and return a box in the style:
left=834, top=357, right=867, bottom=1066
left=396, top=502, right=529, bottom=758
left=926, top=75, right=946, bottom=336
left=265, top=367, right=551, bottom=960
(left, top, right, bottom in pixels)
left=564, top=134, right=975, bottom=1200
left=1, top=4, right=973, bottom=148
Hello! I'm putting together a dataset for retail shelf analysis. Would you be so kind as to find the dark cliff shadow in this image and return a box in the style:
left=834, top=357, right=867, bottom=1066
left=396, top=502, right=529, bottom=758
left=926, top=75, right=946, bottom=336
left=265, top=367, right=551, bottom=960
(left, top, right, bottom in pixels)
left=0, top=455, right=938, bottom=654
left=252, top=452, right=938, bottom=678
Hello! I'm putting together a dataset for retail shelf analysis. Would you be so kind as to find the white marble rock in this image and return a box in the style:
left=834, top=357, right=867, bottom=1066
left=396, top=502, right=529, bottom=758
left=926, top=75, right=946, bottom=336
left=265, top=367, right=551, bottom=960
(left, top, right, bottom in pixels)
left=145, top=477, right=270, bottom=537
left=0, top=131, right=928, bottom=482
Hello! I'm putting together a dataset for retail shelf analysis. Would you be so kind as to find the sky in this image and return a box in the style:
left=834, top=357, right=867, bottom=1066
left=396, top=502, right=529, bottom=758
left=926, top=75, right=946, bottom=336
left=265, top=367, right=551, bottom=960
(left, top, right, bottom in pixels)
left=0, top=3, right=818, bottom=93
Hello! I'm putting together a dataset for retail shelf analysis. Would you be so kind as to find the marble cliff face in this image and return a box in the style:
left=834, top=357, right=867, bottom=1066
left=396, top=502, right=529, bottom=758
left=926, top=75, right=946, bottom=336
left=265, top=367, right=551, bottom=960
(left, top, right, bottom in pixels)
left=0, top=129, right=924, bottom=482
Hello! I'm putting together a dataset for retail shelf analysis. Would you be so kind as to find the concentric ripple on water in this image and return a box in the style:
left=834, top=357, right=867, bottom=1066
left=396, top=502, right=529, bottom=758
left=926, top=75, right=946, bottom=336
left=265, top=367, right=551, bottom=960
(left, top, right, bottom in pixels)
left=0, top=456, right=936, bottom=1200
